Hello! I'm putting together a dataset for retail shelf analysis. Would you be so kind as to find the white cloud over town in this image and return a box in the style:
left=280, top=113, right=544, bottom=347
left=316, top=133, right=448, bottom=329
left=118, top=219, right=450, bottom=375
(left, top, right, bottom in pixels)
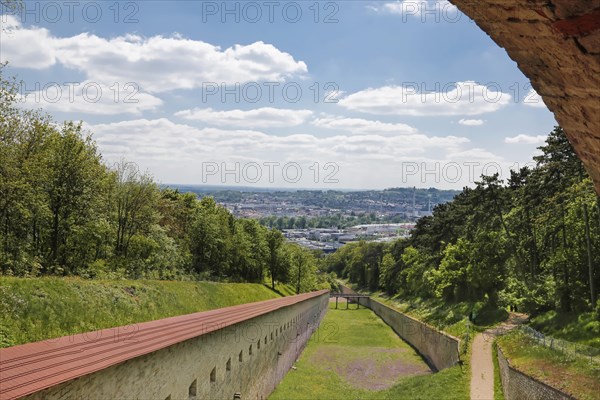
left=85, top=117, right=489, bottom=188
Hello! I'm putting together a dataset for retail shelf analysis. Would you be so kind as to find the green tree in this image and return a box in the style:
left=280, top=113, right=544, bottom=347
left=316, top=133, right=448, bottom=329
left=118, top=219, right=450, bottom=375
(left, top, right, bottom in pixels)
left=266, top=229, right=286, bottom=289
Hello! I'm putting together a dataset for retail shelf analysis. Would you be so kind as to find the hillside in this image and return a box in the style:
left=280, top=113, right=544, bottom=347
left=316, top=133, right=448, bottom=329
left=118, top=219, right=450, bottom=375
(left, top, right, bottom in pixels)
left=0, top=278, right=282, bottom=348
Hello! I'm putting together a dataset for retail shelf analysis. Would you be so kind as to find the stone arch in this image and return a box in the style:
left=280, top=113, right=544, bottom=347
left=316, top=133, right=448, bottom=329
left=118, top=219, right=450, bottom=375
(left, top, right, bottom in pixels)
left=450, top=0, right=600, bottom=193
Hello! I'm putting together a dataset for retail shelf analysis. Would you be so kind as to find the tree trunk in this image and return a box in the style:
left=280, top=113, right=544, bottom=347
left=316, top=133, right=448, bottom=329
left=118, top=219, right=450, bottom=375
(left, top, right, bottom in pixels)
left=525, top=206, right=538, bottom=276
left=596, top=196, right=600, bottom=232
left=560, top=204, right=571, bottom=312
left=583, top=203, right=596, bottom=308
left=51, top=207, right=60, bottom=264
left=296, top=255, right=302, bottom=295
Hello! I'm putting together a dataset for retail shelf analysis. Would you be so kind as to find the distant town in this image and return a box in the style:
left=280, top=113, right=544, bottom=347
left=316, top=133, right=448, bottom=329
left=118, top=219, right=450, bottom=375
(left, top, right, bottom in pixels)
left=281, top=223, right=416, bottom=253
left=169, top=185, right=458, bottom=251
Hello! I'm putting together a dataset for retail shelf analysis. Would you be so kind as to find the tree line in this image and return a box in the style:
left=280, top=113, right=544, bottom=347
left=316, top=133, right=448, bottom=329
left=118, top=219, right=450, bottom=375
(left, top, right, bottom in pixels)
left=326, top=126, right=599, bottom=315
left=0, top=70, right=334, bottom=293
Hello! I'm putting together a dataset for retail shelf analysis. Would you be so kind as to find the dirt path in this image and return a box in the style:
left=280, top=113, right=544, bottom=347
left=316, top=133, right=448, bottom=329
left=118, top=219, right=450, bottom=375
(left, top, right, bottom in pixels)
left=470, top=313, right=528, bottom=400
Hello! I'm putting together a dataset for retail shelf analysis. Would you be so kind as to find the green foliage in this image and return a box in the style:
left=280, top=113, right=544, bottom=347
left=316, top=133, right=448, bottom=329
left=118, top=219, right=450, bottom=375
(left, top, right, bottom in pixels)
left=401, top=246, right=433, bottom=297
left=327, top=126, right=599, bottom=317
left=0, top=68, right=326, bottom=292
left=529, top=310, right=600, bottom=348
left=492, top=343, right=505, bottom=400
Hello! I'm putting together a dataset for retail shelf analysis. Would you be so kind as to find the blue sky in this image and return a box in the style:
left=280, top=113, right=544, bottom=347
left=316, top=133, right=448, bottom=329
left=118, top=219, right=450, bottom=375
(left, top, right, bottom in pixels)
left=1, top=0, right=557, bottom=189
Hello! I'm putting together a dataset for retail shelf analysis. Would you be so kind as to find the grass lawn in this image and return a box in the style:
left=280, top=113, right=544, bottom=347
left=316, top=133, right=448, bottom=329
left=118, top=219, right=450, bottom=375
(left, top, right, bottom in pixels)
left=0, top=277, right=281, bottom=348
left=263, top=279, right=298, bottom=297
left=492, top=342, right=505, bottom=400
left=497, top=331, right=600, bottom=400
left=270, top=302, right=470, bottom=400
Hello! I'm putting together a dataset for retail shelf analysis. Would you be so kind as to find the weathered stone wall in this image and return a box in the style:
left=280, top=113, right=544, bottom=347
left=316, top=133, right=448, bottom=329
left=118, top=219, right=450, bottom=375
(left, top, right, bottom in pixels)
left=365, top=298, right=461, bottom=371
left=497, top=345, right=575, bottom=400
left=24, top=293, right=329, bottom=400
left=450, top=0, right=600, bottom=194
left=338, top=285, right=460, bottom=371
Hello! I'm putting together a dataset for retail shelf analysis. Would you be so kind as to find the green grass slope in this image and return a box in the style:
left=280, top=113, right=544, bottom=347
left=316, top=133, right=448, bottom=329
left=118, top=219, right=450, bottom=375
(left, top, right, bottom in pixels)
left=497, top=332, right=600, bottom=400
left=529, top=310, right=600, bottom=348
left=0, top=277, right=280, bottom=348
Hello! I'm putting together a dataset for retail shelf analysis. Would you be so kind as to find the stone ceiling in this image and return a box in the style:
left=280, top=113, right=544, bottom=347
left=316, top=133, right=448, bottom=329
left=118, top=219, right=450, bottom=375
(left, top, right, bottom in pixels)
left=450, top=0, right=600, bottom=194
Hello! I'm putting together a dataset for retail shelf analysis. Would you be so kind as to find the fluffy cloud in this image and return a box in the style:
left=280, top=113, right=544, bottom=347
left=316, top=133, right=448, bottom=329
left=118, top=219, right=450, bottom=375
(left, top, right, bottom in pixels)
left=81, top=118, right=525, bottom=188
left=338, top=82, right=511, bottom=116
left=312, top=116, right=417, bottom=134
left=88, top=118, right=468, bottom=161
left=175, top=107, right=313, bottom=128
left=0, top=16, right=56, bottom=68
left=18, top=81, right=162, bottom=115
left=505, top=134, right=547, bottom=144
left=523, top=89, right=547, bottom=109
left=458, top=119, right=485, bottom=126
left=1, top=16, right=307, bottom=93
left=446, top=148, right=504, bottom=162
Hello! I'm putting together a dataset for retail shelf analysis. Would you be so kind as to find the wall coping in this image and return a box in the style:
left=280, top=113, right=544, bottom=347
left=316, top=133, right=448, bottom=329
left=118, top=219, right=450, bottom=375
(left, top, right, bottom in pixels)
left=0, top=289, right=329, bottom=400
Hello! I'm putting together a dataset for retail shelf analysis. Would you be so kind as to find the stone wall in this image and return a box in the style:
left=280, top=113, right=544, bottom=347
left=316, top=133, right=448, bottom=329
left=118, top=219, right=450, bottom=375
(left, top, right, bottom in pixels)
left=365, top=298, right=461, bottom=371
left=450, top=0, right=600, bottom=194
left=497, top=345, right=575, bottom=400
left=338, top=285, right=460, bottom=371
left=24, top=293, right=329, bottom=400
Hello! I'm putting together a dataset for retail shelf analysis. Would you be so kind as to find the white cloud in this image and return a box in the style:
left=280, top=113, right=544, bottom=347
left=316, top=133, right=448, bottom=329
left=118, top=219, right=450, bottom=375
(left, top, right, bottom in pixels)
left=523, top=89, right=547, bottom=109
left=458, top=119, right=485, bottom=126
left=446, top=148, right=504, bottom=162
left=88, top=118, right=469, bottom=162
left=18, top=81, right=162, bottom=115
left=505, top=134, right=547, bottom=144
left=339, top=82, right=511, bottom=116
left=312, top=116, right=417, bottom=134
left=0, top=16, right=56, bottom=68
left=79, top=116, right=540, bottom=189
left=1, top=16, right=307, bottom=93
left=174, top=107, right=313, bottom=128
